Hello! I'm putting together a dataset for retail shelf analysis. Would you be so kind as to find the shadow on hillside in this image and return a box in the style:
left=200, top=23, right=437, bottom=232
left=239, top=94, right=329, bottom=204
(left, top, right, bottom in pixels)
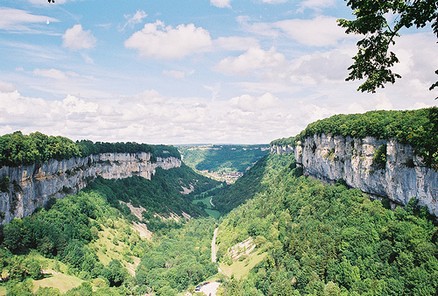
left=209, top=155, right=270, bottom=214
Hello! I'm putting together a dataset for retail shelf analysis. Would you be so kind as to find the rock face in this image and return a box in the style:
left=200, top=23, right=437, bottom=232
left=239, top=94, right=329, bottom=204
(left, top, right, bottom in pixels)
left=270, top=144, right=294, bottom=155
left=0, top=153, right=181, bottom=224
left=272, top=134, right=437, bottom=216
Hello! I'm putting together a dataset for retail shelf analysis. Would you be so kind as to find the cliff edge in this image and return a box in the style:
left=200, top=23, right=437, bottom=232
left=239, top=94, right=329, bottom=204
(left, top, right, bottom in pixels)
left=0, top=152, right=181, bottom=224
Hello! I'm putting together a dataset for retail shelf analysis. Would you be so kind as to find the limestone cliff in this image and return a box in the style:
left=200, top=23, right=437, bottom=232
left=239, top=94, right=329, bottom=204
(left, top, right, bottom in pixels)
left=270, top=144, right=294, bottom=155
left=0, top=153, right=181, bottom=224
left=272, top=135, right=437, bottom=216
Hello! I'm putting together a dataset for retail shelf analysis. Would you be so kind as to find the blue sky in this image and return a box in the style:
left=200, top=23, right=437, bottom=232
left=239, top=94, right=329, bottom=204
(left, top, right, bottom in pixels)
left=0, top=0, right=436, bottom=144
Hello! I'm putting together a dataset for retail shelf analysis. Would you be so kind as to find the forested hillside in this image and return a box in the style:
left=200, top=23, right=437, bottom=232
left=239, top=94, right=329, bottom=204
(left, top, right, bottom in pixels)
left=0, top=159, right=219, bottom=295
left=216, top=154, right=437, bottom=295
left=87, top=165, right=220, bottom=231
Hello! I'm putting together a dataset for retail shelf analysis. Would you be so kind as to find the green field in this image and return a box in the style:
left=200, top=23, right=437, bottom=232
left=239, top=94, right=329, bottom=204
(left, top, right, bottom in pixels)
left=219, top=251, right=267, bottom=280
left=192, top=195, right=221, bottom=219
left=32, top=271, right=84, bottom=294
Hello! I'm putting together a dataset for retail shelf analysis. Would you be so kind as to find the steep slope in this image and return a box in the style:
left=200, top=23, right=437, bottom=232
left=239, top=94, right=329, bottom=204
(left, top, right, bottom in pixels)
left=216, top=154, right=438, bottom=295
left=272, top=108, right=438, bottom=216
left=0, top=132, right=183, bottom=224
left=0, top=164, right=219, bottom=295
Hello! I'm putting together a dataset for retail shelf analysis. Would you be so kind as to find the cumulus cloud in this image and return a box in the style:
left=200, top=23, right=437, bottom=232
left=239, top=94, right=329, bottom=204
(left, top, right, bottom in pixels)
left=298, top=0, right=336, bottom=12
left=0, top=81, right=15, bottom=92
left=273, top=16, right=347, bottom=46
left=216, top=47, right=285, bottom=75
left=0, top=8, right=58, bottom=31
left=62, top=24, right=96, bottom=50
left=0, top=80, right=436, bottom=144
left=210, top=0, right=231, bottom=8
left=125, top=21, right=212, bottom=59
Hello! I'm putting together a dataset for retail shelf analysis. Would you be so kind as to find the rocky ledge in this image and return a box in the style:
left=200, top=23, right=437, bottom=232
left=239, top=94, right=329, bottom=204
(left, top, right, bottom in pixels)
left=0, top=153, right=181, bottom=224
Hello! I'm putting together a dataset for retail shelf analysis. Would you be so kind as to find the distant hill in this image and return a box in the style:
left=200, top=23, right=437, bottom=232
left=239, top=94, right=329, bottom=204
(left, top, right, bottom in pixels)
left=178, top=144, right=269, bottom=183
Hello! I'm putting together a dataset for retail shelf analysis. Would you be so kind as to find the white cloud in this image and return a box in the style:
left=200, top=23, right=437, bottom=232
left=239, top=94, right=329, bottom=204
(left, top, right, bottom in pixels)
left=210, top=0, right=231, bottom=8
left=125, top=21, right=212, bottom=59
left=214, top=36, right=259, bottom=51
left=62, top=24, right=96, bottom=50
left=273, top=16, right=347, bottom=46
left=0, top=81, right=435, bottom=144
left=121, top=10, right=147, bottom=31
left=0, top=81, right=15, bottom=92
left=298, top=0, right=336, bottom=12
left=63, top=95, right=98, bottom=113
left=216, top=47, right=285, bottom=75
left=0, top=8, right=58, bottom=31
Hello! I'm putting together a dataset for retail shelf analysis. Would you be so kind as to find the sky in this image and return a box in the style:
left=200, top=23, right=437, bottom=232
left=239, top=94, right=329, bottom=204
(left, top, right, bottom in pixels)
left=0, top=0, right=437, bottom=144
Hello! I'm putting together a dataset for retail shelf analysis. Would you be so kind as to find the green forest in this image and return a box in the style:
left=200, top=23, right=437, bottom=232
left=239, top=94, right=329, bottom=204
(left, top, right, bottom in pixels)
left=0, top=131, right=180, bottom=167
left=216, top=154, right=437, bottom=295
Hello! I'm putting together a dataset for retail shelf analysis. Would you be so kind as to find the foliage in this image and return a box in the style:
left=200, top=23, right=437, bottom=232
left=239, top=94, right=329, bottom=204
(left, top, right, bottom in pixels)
left=77, top=140, right=180, bottom=161
left=0, top=131, right=180, bottom=167
left=136, top=218, right=217, bottom=294
left=179, top=144, right=269, bottom=174
left=270, top=136, right=295, bottom=147
left=373, top=144, right=387, bottom=169
left=217, top=154, right=438, bottom=295
left=338, top=0, right=438, bottom=94
left=296, top=107, right=438, bottom=168
left=87, top=165, right=220, bottom=230
left=0, top=191, right=137, bottom=286
left=0, top=131, right=80, bottom=167
left=210, top=156, right=268, bottom=213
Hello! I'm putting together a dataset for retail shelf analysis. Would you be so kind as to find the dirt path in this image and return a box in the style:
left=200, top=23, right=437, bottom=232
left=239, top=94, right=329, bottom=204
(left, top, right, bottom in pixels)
left=209, top=197, right=215, bottom=207
left=211, top=227, right=218, bottom=263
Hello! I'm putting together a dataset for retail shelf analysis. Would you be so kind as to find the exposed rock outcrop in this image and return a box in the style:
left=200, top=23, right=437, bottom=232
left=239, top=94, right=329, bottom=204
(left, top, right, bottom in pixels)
left=272, top=135, right=437, bottom=216
left=270, top=144, right=294, bottom=155
left=0, top=153, right=181, bottom=224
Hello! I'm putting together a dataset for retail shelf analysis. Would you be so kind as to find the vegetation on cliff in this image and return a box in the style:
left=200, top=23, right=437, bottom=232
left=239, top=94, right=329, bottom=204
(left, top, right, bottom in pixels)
left=0, top=131, right=180, bottom=167
left=270, top=137, right=295, bottom=147
left=296, top=107, right=438, bottom=168
left=217, top=154, right=437, bottom=295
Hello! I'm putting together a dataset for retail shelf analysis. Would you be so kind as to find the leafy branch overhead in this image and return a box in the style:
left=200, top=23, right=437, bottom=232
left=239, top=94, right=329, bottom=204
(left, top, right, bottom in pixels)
left=338, top=0, right=438, bottom=94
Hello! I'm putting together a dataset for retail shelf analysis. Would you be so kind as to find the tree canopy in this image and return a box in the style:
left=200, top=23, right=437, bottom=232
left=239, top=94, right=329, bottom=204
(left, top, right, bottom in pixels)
left=295, top=107, right=438, bottom=168
left=0, top=131, right=180, bottom=167
left=338, top=0, right=438, bottom=95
